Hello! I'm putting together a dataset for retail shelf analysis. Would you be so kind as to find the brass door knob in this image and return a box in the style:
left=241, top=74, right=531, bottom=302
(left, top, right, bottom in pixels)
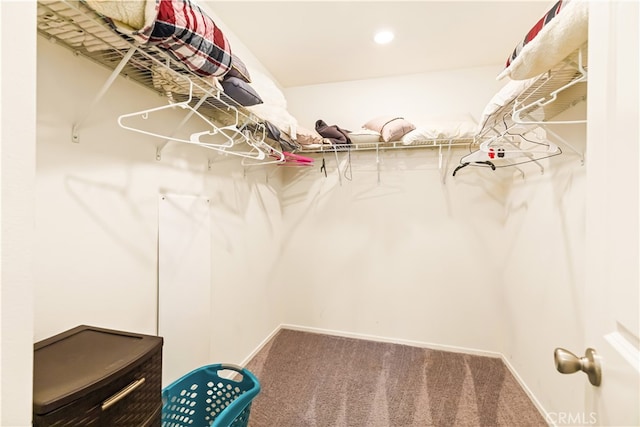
left=554, top=347, right=601, bottom=386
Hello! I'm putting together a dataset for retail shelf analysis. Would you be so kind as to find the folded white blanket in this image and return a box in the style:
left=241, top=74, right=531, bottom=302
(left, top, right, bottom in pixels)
left=497, top=0, right=588, bottom=81
left=85, top=0, right=153, bottom=31
left=401, top=120, right=478, bottom=145
left=151, top=65, right=222, bottom=98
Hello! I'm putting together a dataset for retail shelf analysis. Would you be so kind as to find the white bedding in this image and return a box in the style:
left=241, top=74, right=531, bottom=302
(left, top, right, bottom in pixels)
left=401, top=118, right=477, bottom=145
left=246, top=67, right=298, bottom=136
left=247, top=103, right=298, bottom=136
left=497, top=0, right=588, bottom=81
left=85, top=0, right=151, bottom=31
left=348, top=129, right=382, bottom=144
left=151, top=65, right=222, bottom=98
left=477, top=76, right=538, bottom=131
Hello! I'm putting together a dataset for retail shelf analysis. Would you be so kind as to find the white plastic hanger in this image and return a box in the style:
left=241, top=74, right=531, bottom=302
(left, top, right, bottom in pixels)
left=240, top=141, right=285, bottom=166
left=239, top=125, right=287, bottom=166
left=188, top=106, right=257, bottom=153
left=117, top=78, right=236, bottom=151
left=192, top=122, right=274, bottom=162
left=117, top=74, right=289, bottom=166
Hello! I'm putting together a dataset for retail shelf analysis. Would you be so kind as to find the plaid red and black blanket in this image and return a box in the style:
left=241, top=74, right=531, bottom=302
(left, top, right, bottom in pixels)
left=96, top=0, right=233, bottom=78
left=147, top=0, right=232, bottom=78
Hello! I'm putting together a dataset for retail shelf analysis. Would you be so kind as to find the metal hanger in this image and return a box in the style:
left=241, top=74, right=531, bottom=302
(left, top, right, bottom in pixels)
left=343, top=147, right=353, bottom=181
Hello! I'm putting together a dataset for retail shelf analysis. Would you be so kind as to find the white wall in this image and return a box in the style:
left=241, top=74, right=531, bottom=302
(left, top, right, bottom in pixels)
left=35, top=40, right=285, bottom=365
left=278, top=51, right=588, bottom=418
left=1, top=2, right=36, bottom=426
left=274, top=149, right=512, bottom=352
left=9, top=4, right=601, bottom=426
left=500, top=105, right=587, bottom=417
left=201, top=4, right=282, bottom=88
left=274, top=67, right=520, bottom=352
left=284, top=65, right=506, bottom=131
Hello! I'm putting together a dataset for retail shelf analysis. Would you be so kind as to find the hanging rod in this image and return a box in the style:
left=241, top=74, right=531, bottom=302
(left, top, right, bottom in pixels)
left=299, top=139, right=474, bottom=154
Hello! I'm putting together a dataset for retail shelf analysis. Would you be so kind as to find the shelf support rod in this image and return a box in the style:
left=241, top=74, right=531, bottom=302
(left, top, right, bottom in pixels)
left=441, top=139, right=453, bottom=185
left=546, top=127, right=584, bottom=164
left=333, top=144, right=343, bottom=186
left=71, top=46, right=137, bottom=143
left=376, top=143, right=381, bottom=185
left=524, top=113, right=585, bottom=165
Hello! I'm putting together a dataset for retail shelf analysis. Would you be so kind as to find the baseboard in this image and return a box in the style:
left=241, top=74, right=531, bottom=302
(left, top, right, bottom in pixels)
left=500, top=355, right=552, bottom=425
left=280, top=323, right=504, bottom=358
left=239, top=324, right=282, bottom=367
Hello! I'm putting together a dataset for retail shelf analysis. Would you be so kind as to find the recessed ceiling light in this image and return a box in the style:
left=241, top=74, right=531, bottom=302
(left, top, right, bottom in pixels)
left=374, top=30, right=394, bottom=45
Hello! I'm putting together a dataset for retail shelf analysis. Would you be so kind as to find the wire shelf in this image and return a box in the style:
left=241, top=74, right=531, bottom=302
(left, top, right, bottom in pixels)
left=477, top=44, right=588, bottom=139
left=37, top=0, right=261, bottom=131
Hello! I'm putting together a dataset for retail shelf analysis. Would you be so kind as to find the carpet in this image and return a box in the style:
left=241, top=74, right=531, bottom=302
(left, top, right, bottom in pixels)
left=244, top=329, right=547, bottom=427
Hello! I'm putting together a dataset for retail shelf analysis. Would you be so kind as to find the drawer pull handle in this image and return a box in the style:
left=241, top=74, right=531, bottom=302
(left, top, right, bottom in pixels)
left=102, top=377, right=146, bottom=411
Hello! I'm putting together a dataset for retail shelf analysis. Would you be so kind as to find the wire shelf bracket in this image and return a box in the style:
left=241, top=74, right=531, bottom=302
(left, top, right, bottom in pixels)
left=71, top=46, right=137, bottom=143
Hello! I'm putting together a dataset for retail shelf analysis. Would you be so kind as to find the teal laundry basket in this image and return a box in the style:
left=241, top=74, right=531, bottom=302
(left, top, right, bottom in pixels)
left=161, top=364, right=260, bottom=427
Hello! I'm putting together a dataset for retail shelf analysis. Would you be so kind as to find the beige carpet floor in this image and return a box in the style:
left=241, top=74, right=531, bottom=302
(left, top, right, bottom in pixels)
left=244, top=329, right=547, bottom=427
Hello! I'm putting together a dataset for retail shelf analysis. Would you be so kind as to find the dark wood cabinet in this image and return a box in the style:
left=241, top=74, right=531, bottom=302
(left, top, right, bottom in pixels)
left=33, top=325, right=163, bottom=426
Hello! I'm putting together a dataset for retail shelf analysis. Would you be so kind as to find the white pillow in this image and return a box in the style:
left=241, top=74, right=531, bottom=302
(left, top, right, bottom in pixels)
left=402, top=114, right=478, bottom=145
left=247, top=104, right=297, bottom=136
left=348, top=128, right=381, bottom=144
left=362, top=116, right=416, bottom=142
left=497, top=0, right=588, bottom=81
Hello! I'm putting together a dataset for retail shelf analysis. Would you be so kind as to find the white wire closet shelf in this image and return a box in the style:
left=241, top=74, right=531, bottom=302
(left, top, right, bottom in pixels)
left=37, top=0, right=482, bottom=161
left=298, top=137, right=476, bottom=154
left=298, top=45, right=587, bottom=158
left=37, top=0, right=588, bottom=169
left=478, top=45, right=588, bottom=138
left=453, top=43, right=588, bottom=176
left=36, top=0, right=285, bottom=161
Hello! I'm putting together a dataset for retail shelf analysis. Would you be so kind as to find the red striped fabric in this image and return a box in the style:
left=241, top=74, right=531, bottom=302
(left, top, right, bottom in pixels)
left=148, top=0, right=233, bottom=78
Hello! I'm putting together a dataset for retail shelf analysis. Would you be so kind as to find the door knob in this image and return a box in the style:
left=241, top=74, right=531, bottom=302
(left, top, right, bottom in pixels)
left=554, top=347, right=601, bottom=386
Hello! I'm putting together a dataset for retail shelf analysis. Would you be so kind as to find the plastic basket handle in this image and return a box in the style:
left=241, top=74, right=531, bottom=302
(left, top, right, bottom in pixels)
left=215, top=364, right=246, bottom=382
left=211, top=364, right=261, bottom=427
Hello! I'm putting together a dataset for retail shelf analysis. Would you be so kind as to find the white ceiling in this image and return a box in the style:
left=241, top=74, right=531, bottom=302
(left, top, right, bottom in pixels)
left=205, top=1, right=552, bottom=88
